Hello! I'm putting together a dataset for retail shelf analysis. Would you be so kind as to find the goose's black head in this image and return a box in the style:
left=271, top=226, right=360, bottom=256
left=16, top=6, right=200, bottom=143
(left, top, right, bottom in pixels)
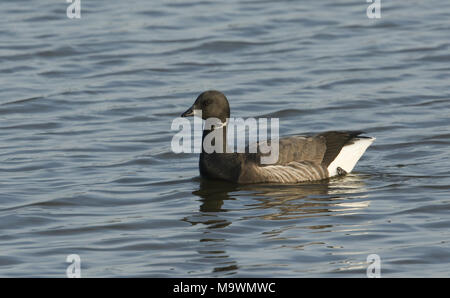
left=181, top=90, right=230, bottom=123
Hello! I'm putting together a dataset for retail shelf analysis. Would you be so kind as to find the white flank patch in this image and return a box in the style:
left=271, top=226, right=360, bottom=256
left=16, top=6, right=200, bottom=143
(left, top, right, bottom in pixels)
left=327, top=137, right=375, bottom=177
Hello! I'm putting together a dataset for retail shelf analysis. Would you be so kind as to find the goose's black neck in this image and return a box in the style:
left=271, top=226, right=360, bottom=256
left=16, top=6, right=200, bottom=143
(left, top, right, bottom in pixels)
left=201, top=124, right=228, bottom=154
left=199, top=124, right=242, bottom=182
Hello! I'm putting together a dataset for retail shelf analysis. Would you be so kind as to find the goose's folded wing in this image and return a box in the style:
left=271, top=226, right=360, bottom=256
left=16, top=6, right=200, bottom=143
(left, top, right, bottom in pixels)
left=254, top=131, right=366, bottom=166
left=238, top=131, right=373, bottom=183
left=254, top=135, right=327, bottom=166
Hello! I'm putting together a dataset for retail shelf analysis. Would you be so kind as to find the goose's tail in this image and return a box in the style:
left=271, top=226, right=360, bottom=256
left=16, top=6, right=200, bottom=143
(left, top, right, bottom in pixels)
left=326, top=136, right=375, bottom=177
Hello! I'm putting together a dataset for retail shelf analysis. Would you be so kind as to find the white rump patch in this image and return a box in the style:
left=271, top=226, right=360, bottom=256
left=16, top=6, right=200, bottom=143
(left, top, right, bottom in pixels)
left=327, top=137, right=375, bottom=177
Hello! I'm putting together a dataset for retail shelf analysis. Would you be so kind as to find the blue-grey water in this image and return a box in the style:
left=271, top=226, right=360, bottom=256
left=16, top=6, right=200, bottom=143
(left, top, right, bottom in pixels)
left=0, top=0, right=449, bottom=277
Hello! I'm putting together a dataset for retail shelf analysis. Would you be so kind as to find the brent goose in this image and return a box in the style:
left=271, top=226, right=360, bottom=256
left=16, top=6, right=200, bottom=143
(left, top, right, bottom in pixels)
left=181, top=90, right=375, bottom=184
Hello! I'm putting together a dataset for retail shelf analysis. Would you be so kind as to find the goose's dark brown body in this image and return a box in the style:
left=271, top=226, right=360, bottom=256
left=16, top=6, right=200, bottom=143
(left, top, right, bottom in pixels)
left=199, top=130, right=364, bottom=184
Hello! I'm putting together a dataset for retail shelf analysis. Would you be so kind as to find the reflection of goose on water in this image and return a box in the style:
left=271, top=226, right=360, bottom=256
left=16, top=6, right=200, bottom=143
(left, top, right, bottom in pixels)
left=189, top=173, right=370, bottom=221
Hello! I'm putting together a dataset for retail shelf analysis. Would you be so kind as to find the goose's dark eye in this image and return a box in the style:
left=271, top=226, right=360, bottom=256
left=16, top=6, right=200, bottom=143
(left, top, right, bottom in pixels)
left=203, top=99, right=211, bottom=107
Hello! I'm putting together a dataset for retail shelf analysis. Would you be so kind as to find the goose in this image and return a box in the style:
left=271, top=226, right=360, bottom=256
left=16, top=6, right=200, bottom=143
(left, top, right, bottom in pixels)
left=181, top=90, right=375, bottom=184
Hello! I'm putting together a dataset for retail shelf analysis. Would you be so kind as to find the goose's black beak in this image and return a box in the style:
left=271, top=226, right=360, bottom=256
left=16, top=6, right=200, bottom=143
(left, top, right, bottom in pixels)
left=181, top=106, right=194, bottom=117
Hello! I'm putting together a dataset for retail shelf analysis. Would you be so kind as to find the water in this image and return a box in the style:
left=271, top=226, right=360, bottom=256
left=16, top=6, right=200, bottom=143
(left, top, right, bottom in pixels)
left=0, top=0, right=449, bottom=277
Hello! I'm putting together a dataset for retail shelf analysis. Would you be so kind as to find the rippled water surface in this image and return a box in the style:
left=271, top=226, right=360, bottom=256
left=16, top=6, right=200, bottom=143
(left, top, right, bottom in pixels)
left=0, top=0, right=449, bottom=277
